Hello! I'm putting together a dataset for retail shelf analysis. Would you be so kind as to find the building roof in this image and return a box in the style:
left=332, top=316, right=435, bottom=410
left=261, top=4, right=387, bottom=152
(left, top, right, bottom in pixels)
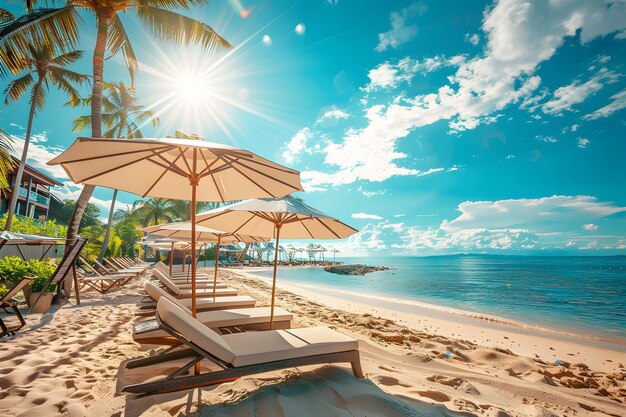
left=10, top=156, right=63, bottom=187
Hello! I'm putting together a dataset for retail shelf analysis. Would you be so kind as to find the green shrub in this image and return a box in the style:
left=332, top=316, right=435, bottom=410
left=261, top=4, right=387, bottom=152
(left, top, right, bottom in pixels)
left=0, top=283, right=8, bottom=299
left=0, top=257, right=57, bottom=293
left=0, top=256, right=30, bottom=284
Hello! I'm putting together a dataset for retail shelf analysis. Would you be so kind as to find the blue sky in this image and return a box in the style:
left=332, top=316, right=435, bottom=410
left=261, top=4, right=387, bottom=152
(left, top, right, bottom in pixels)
left=2, top=0, right=626, bottom=256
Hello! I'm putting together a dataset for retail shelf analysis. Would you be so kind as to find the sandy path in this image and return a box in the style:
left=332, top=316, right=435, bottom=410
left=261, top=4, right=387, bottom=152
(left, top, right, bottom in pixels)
left=0, top=267, right=623, bottom=417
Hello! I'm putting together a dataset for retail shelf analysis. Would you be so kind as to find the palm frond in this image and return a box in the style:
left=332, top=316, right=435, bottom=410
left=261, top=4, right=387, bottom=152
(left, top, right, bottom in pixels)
left=140, top=0, right=209, bottom=11
left=50, top=49, right=84, bottom=66
left=0, top=9, right=14, bottom=23
left=30, top=81, right=46, bottom=112
left=0, top=7, right=81, bottom=77
left=133, top=108, right=160, bottom=127
left=4, top=72, right=34, bottom=104
left=107, top=15, right=138, bottom=85
left=72, top=115, right=91, bottom=132
left=136, top=6, right=232, bottom=53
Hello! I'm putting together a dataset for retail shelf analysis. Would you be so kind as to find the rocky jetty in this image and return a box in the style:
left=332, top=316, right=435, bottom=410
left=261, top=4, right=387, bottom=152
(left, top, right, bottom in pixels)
left=323, top=264, right=390, bottom=276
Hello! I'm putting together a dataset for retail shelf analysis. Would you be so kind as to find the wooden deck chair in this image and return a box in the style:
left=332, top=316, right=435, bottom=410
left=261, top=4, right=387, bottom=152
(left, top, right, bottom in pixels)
left=92, top=258, right=140, bottom=276
left=107, top=258, right=147, bottom=272
left=0, top=277, right=33, bottom=337
left=28, top=238, right=87, bottom=313
left=76, top=257, right=134, bottom=294
left=122, top=298, right=362, bottom=395
left=151, top=268, right=225, bottom=288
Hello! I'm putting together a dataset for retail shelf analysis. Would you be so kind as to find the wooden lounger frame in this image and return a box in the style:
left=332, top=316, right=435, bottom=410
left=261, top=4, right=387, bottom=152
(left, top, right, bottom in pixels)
left=79, top=275, right=133, bottom=294
left=0, top=277, right=33, bottom=337
left=122, top=313, right=363, bottom=395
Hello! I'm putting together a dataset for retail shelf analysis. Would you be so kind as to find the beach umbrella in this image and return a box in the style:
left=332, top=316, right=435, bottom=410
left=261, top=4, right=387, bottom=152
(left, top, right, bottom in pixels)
left=195, top=197, right=358, bottom=328
left=143, top=221, right=267, bottom=296
left=48, top=136, right=302, bottom=317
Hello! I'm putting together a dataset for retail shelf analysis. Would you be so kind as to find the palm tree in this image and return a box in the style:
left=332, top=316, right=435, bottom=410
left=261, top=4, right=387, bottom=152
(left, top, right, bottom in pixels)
left=3, top=44, right=88, bottom=231
left=167, top=200, right=221, bottom=222
left=0, top=0, right=231, bottom=245
left=71, top=81, right=159, bottom=260
left=131, top=197, right=175, bottom=227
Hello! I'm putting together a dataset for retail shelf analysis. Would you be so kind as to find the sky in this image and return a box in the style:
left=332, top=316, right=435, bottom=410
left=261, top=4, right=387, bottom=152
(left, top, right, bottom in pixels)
left=1, top=0, right=626, bottom=256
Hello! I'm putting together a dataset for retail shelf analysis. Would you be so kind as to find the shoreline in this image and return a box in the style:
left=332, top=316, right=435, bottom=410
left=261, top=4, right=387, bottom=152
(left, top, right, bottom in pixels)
left=234, top=267, right=626, bottom=373
left=237, top=265, right=626, bottom=348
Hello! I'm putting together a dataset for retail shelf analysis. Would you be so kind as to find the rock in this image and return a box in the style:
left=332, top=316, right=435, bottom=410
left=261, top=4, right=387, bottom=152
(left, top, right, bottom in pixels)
left=324, top=264, right=390, bottom=276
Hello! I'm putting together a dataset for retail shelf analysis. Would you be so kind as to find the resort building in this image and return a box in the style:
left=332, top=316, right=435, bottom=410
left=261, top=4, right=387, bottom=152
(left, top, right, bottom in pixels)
left=1, top=157, right=62, bottom=221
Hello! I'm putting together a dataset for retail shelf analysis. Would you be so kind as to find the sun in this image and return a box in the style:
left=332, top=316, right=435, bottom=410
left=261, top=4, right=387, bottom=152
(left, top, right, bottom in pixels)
left=171, top=70, right=212, bottom=106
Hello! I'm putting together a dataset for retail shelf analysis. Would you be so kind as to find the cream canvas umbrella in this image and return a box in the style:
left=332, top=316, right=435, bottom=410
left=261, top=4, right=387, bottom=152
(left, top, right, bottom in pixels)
left=143, top=221, right=267, bottom=297
left=48, top=136, right=302, bottom=317
left=195, top=197, right=358, bottom=328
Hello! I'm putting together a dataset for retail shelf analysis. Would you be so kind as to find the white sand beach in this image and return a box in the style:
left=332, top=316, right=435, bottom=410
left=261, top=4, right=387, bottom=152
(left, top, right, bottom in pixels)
left=1, top=267, right=625, bottom=417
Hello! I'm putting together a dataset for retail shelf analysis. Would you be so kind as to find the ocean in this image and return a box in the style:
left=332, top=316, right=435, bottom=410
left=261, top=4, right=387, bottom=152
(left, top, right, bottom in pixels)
left=250, top=255, right=626, bottom=342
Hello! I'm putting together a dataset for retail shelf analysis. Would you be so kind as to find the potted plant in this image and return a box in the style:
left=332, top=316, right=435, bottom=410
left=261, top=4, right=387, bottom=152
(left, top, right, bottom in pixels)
left=25, top=259, right=57, bottom=314
left=0, top=257, right=57, bottom=313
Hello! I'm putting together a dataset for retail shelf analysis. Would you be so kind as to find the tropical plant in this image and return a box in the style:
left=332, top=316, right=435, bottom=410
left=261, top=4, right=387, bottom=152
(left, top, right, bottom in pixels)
left=166, top=200, right=221, bottom=222
left=0, top=212, right=67, bottom=237
left=71, top=81, right=159, bottom=260
left=131, top=197, right=175, bottom=226
left=0, top=0, right=232, bottom=250
left=2, top=44, right=88, bottom=231
left=0, top=257, right=57, bottom=292
left=0, top=128, right=14, bottom=189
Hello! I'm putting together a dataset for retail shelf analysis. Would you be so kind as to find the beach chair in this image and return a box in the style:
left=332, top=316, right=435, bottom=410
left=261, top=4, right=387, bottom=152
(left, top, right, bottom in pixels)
left=154, top=262, right=213, bottom=282
left=76, top=257, right=135, bottom=294
left=153, top=270, right=237, bottom=298
left=122, top=298, right=362, bottom=395
left=133, top=292, right=292, bottom=345
left=152, top=269, right=226, bottom=289
left=93, top=258, right=141, bottom=276
left=0, top=277, right=33, bottom=337
left=106, top=257, right=147, bottom=273
left=141, top=281, right=255, bottom=315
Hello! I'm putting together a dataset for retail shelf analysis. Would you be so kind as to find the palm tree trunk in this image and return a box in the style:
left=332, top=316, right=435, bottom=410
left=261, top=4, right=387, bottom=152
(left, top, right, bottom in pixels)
left=63, top=10, right=111, bottom=297
left=98, top=188, right=117, bottom=261
left=4, top=81, right=41, bottom=231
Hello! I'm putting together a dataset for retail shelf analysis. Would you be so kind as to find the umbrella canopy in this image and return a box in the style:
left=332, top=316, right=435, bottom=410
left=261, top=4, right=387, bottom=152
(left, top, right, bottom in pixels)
left=48, top=137, right=302, bottom=201
left=195, top=197, right=357, bottom=328
left=143, top=222, right=266, bottom=244
left=144, top=221, right=267, bottom=283
left=195, top=198, right=357, bottom=239
left=48, top=137, right=302, bottom=319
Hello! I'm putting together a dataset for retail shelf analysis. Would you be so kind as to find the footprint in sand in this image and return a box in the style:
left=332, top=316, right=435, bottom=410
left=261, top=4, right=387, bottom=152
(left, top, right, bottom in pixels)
left=414, top=390, right=451, bottom=402
left=376, top=375, right=412, bottom=388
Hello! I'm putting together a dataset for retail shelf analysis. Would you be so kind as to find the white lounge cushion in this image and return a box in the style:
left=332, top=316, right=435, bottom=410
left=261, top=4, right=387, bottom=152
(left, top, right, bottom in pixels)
left=157, top=298, right=235, bottom=364
left=133, top=307, right=293, bottom=342
left=224, top=326, right=359, bottom=367
left=175, top=288, right=238, bottom=297
left=144, top=281, right=254, bottom=311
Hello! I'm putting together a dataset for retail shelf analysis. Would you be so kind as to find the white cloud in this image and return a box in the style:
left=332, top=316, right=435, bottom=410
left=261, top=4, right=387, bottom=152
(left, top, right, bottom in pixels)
left=315, top=107, right=349, bottom=125
left=281, top=128, right=313, bottom=164
left=541, top=68, right=620, bottom=115
left=351, top=213, right=383, bottom=220
left=9, top=133, right=69, bottom=180
left=535, top=135, right=558, bottom=143
left=583, top=223, right=599, bottom=231
left=465, top=33, right=480, bottom=45
left=297, top=1, right=626, bottom=190
left=446, top=195, right=626, bottom=231
left=394, top=214, right=406, bottom=218
left=577, top=137, right=590, bottom=148
left=583, top=88, right=626, bottom=120
left=375, top=3, right=427, bottom=52
left=363, top=56, right=464, bottom=92
left=357, top=186, right=386, bottom=197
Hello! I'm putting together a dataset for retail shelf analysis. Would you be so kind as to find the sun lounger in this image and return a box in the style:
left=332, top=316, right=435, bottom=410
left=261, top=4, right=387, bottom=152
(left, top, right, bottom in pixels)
left=142, top=281, right=255, bottom=313
left=133, top=305, right=293, bottom=345
left=155, top=262, right=211, bottom=280
left=153, top=270, right=237, bottom=298
left=78, top=273, right=133, bottom=293
left=152, top=269, right=226, bottom=289
left=0, top=277, right=33, bottom=337
left=106, top=258, right=147, bottom=272
left=122, top=298, right=362, bottom=395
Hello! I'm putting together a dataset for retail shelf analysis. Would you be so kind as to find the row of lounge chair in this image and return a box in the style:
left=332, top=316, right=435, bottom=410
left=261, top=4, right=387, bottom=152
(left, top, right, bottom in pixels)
left=122, top=262, right=363, bottom=395
left=77, top=257, right=149, bottom=294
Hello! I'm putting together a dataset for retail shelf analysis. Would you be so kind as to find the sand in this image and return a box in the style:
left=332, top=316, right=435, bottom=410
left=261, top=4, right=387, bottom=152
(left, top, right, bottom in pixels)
left=0, top=266, right=624, bottom=417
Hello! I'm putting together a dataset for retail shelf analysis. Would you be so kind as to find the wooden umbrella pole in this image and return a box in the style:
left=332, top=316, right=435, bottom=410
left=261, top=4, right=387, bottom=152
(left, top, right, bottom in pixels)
left=212, top=235, right=221, bottom=301
left=190, top=182, right=198, bottom=318
left=269, top=223, right=281, bottom=330
left=169, top=242, right=174, bottom=277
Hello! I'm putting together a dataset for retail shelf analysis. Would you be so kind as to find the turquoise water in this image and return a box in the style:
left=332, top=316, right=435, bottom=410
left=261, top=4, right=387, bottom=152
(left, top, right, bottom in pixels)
left=251, top=255, right=626, bottom=341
